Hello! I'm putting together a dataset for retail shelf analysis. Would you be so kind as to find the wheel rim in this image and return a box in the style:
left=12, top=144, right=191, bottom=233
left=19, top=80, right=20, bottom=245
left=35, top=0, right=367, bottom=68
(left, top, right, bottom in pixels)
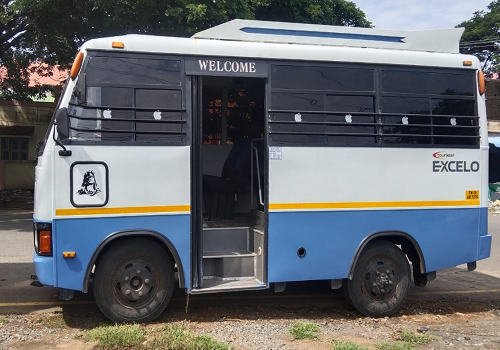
left=362, top=257, right=397, bottom=301
left=113, top=258, right=157, bottom=308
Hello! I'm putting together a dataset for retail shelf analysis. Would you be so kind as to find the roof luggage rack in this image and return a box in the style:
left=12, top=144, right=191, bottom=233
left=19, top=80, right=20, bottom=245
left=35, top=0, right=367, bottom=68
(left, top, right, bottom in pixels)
left=193, top=19, right=464, bottom=54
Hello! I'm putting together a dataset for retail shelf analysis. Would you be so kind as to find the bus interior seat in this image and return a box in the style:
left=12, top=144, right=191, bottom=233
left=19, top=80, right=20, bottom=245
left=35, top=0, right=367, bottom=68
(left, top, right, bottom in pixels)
left=203, top=141, right=251, bottom=219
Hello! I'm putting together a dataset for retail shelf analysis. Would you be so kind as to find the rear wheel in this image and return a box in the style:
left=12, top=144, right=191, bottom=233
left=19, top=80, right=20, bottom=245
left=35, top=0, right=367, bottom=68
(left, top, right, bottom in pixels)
left=344, top=240, right=410, bottom=317
left=93, top=238, right=175, bottom=323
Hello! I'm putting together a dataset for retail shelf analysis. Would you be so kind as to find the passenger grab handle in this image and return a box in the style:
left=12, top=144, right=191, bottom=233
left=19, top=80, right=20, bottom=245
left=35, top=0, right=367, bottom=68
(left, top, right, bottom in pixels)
left=250, top=139, right=264, bottom=207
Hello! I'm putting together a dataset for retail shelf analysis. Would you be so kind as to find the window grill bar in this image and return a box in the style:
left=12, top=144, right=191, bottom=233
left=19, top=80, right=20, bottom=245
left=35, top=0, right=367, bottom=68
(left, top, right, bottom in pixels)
left=269, top=120, right=377, bottom=127
left=270, top=131, right=379, bottom=137
left=383, top=134, right=479, bottom=139
left=68, top=115, right=186, bottom=124
left=268, top=109, right=479, bottom=119
left=68, top=102, right=186, bottom=112
left=69, top=126, right=186, bottom=135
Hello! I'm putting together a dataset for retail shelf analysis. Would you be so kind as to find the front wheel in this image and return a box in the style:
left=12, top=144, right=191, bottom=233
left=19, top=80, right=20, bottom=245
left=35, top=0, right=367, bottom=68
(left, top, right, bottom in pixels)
left=344, top=240, right=410, bottom=317
left=93, top=238, right=175, bottom=323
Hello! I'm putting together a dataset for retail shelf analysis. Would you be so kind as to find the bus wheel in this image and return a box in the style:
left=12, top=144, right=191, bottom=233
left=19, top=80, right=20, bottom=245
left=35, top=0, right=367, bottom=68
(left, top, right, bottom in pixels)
left=93, top=238, right=175, bottom=323
left=344, top=240, right=410, bottom=318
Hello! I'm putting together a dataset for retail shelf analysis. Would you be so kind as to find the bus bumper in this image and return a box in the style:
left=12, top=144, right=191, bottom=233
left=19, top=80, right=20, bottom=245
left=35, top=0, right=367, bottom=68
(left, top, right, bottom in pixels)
left=33, top=252, right=54, bottom=286
left=478, top=234, right=492, bottom=260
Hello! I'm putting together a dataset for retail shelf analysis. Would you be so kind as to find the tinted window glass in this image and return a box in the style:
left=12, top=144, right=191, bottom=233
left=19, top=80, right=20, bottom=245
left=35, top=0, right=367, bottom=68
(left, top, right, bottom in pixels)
left=327, top=135, right=377, bottom=146
left=325, top=114, right=375, bottom=128
left=136, top=89, right=182, bottom=109
left=326, top=113, right=377, bottom=144
left=136, top=111, right=184, bottom=143
left=101, top=110, right=134, bottom=142
left=383, top=136, right=432, bottom=145
left=270, top=134, right=325, bottom=145
left=383, top=125, right=431, bottom=136
left=86, top=57, right=181, bottom=86
left=272, top=93, right=324, bottom=111
left=382, top=70, right=474, bottom=96
left=86, top=87, right=133, bottom=107
left=381, top=96, right=430, bottom=114
left=326, top=95, right=374, bottom=113
left=271, top=122, right=325, bottom=135
left=383, top=115, right=430, bottom=125
left=272, top=65, right=374, bottom=92
left=431, top=99, right=475, bottom=116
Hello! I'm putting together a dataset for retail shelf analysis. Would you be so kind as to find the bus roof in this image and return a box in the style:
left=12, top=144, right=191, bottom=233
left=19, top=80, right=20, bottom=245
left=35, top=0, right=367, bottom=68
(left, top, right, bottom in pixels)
left=80, top=20, right=477, bottom=70
left=193, top=19, right=464, bottom=54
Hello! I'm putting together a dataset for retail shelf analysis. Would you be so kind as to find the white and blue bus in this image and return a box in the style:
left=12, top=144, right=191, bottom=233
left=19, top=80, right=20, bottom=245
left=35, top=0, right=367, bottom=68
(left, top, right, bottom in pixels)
left=33, top=19, right=491, bottom=322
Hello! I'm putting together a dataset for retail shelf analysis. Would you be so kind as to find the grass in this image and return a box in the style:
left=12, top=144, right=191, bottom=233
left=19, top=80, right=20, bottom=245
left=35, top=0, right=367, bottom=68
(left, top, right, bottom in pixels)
left=85, top=324, right=230, bottom=350
left=290, top=322, right=321, bottom=340
left=0, top=316, right=7, bottom=324
left=86, top=324, right=145, bottom=348
left=331, top=339, right=369, bottom=350
left=375, top=331, right=435, bottom=350
left=39, top=313, right=67, bottom=329
left=376, top=342, right=415, bottom=350
left=147, top=325, right=230, bottom=350
left=397, top=330, right=435, bottom=344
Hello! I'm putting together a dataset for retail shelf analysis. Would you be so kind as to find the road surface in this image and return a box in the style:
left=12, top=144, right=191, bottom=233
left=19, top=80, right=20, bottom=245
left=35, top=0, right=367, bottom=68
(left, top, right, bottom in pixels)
left=0, top=209, right=498, bottom=314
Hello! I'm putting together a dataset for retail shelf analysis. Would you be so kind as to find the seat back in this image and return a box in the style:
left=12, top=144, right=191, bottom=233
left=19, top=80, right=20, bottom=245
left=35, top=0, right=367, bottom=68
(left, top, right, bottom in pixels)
left=221, top=141, right=251, bottom=190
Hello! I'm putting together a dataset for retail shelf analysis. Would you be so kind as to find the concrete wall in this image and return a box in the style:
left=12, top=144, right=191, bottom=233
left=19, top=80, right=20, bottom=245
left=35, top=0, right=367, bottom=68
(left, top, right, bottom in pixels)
left=0, top=161, right=36, bottom=190
left=0, top=100, right=54, bottom=190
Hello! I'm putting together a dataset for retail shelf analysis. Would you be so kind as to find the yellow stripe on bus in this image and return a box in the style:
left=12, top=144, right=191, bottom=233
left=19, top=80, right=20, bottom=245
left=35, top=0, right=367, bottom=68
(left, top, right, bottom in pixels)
left=269, top=200, right=480, bottom=210
left=56, top=205, right=190, bottom=216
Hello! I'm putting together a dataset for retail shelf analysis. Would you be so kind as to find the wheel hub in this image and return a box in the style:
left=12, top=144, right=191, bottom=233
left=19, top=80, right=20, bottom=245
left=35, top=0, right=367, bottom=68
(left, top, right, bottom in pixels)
left=364, top=263, right=395, bottom=300
left=115, top=260, right=155, bottom=306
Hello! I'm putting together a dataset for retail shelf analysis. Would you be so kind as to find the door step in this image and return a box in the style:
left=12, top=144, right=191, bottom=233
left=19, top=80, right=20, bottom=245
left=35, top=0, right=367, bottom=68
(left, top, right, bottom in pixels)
left=198, top=226, right=265, bottom=293
left=204, top=251, right=256, bottom=258
left=191, top=277, right=266, bottom=294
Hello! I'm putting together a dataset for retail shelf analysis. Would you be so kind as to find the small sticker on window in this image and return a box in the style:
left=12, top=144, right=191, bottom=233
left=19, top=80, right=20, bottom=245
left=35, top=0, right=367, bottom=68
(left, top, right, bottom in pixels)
left=269, top=147, right=282, bottom=160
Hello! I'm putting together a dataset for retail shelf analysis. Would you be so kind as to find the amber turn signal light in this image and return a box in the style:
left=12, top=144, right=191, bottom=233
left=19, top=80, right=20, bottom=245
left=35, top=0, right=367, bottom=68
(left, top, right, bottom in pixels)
left=70, top=51, right=84, bottom=80
left=39, top=230, right=52, bottom=255
left=478, top=70, right=486, bottom=95
left=112, top=41, right=125, bottom=49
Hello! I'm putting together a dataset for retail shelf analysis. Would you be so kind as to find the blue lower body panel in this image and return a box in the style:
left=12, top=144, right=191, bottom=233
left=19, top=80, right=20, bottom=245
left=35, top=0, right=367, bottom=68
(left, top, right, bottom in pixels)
left=41, top=214, right=190, bottom=291
left=478, top=235, right=492, bottom=260
left=33, top=252, right=54, bottom=286
left=268, top=207, right=489, bottom=283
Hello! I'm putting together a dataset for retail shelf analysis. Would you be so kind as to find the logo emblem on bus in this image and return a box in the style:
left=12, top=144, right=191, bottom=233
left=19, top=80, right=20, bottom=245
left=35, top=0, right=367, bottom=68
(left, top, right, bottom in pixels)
left=77, top=170, right=101, bottom=196
left=153, top=110, right=162, bottom=120
left=294, top=113, right=302, bottom=122
left=433, top=151, right=454, bottom=158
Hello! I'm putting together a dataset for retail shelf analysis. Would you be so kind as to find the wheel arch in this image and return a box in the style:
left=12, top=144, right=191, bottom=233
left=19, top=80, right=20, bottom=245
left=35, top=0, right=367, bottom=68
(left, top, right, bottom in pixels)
left=82, top=229, right=185, bottom=293
left=347, top=230, right=426, bottom=283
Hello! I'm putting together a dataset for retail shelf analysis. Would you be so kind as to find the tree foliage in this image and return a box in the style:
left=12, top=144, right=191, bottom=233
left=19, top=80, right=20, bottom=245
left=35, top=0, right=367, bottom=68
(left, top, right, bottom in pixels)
left=0, top=0, right=370, bottom=100
left=457, top=0, right=500, bottom=75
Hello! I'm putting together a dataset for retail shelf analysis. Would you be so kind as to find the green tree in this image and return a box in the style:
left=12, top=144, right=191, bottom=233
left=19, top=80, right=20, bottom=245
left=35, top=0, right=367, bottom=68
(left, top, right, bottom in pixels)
left=457, top=0, right=500, bottom=75
left=1, top=0, right=370, bottom=100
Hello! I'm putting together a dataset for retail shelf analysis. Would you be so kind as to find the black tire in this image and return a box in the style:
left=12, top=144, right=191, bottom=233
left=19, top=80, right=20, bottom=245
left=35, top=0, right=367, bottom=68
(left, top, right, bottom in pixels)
left=344, top=240, right=410, bottom=317
left=93, top=238, right=175, bottom=323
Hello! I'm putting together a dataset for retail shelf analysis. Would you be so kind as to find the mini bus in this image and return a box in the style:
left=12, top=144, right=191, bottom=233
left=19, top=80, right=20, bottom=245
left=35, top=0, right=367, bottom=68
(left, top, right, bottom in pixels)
left=33, top=19, right=491, bottom=322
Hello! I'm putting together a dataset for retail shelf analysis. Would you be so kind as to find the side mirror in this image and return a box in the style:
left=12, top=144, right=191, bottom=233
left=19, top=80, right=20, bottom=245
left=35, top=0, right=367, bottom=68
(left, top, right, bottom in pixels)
left=56, top=107, right=69, bottom=139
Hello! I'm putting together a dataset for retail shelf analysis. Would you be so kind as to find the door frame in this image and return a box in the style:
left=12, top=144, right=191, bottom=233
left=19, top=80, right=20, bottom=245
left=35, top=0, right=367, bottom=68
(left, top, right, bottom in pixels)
left=190, top=76, right=203, bottom=289
left=190, top=74, right=270, bottom=290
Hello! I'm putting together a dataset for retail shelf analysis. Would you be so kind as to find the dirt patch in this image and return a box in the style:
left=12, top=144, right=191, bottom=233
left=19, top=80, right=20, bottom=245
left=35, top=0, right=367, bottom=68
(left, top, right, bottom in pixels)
left=1, top=295, right=499, bottom=350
